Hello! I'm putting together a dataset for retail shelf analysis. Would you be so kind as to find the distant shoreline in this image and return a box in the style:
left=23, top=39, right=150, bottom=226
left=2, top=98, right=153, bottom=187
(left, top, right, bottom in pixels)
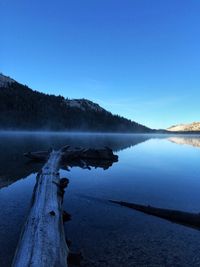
left=0, top=130, right=200, bottom=135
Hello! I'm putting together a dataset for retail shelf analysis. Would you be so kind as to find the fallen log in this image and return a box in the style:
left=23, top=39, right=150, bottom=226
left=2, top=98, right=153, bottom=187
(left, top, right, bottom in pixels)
left=12, top=150, right=69, bottom=267
left=13, top=146, right=118, bottom=267
left=110, top=200, right=200, bottom=231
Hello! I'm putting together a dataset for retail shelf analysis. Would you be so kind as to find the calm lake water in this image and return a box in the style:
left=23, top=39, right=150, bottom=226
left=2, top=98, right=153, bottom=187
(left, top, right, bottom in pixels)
left=1, top=133, right=200, bottom=266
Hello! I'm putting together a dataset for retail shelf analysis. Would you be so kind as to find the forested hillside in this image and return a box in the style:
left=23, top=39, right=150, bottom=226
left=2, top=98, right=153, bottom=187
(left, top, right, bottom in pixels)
left=0, top=76, right=152, bottom=132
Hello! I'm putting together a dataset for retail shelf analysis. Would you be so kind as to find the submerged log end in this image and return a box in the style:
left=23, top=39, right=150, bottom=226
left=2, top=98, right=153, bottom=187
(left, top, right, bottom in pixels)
left=109, top=199, right=200, bottom=231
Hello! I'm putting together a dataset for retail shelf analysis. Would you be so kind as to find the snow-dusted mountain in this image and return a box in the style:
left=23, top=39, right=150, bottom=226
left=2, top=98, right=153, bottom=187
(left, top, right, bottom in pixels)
left=167, top=122, right=200, bottom=132
left=0, top=73, right=152, bottom=132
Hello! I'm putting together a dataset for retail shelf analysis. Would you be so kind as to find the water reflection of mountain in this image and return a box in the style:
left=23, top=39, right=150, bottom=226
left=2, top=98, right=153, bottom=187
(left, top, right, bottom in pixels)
left=0, top=133, right=151, bottom=189
left=168, top=136, right=200, bottom=148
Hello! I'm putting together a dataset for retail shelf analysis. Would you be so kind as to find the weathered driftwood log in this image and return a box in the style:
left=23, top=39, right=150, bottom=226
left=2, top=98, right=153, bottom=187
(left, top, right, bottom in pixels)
left=12, top=151, right=69, bottom=267
left=61, top=146, right=118, bottom=161
left=110, top=200, right=200, bottom=231
left=13, top=146, right=118, bottom=267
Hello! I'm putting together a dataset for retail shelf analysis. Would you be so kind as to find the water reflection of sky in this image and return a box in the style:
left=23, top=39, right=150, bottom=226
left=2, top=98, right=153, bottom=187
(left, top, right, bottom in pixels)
left=0, top=174, right=36, bottom=267
left=1, top=134, right=200, bottom=266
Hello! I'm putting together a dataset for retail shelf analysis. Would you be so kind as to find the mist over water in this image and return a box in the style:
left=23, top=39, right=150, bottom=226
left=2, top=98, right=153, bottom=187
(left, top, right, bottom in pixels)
left=1, top=133, right=200, bottom=266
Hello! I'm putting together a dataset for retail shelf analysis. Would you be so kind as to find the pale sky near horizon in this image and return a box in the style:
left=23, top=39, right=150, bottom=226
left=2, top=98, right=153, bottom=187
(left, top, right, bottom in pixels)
left=1, top=0, right=200, bottom=129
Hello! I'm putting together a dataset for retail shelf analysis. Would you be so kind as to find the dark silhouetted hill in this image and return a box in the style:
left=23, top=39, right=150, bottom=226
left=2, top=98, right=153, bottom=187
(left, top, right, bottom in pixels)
left=0, top=73, right=152, bottom=132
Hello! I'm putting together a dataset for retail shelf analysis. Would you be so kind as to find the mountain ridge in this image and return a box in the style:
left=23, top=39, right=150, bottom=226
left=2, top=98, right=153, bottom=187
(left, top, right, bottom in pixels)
left=167, top=122, right=200, bottom=132
left=0, top=73, right=15, bottom=87
left=0, top=73, right=152, bottom=132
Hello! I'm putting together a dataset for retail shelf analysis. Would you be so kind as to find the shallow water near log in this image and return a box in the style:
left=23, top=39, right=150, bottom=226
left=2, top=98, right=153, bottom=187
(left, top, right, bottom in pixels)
left=1, top=133, right=200, bottom=266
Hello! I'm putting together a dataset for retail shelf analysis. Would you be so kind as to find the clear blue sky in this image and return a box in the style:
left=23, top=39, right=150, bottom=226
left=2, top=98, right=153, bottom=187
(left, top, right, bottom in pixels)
left=1, top=0, right=200, bottom=129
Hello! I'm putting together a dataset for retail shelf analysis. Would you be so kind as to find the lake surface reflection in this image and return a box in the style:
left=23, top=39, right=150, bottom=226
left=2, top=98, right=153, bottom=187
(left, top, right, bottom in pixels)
left=1, top=133, right=200, bottom=266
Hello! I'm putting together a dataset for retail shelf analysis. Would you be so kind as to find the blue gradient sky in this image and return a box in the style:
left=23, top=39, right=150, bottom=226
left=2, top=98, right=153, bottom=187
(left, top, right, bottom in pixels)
left=1, top=0, right=200, bottom=129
